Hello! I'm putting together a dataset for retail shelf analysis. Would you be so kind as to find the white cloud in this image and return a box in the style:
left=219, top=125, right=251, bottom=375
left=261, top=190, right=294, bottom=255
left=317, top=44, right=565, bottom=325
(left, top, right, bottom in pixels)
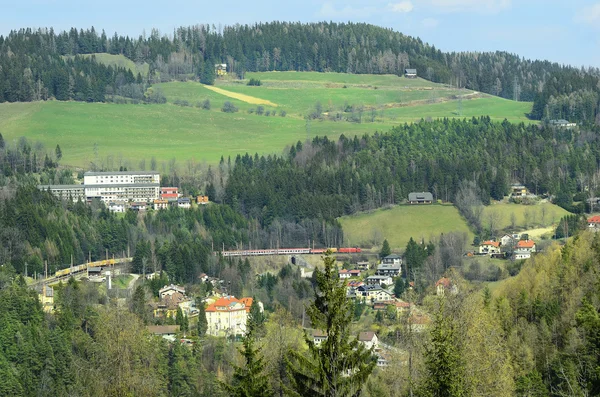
left=421, top=17, right=439, bottom=28
left=575, top=2, right=600, bottom=25
left=419, top=0, right=511, bottom=14
left=318, top=2, right=378, bottom=18
left=389, top=1, right=414, bottom=13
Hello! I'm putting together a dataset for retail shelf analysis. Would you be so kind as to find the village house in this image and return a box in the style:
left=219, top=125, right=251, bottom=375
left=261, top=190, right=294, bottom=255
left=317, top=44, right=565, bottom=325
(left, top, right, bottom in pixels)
left=159, top=284, right=186, bottom=300
left=197, top=195, right=209, bottom=205
left=358, top=332, right=379, bottom=350
left=588, top=215, right=600, bottom=231
left=147, top=325, right=180, bottom=342
left=160, top=187, right=179, bottom=200
left=215, top=63, right=227, bottom=76
left=408, top=192, right=433, bottom=204
left=409, top=312, right=431, bottom=332
left=347, top=280, right=364, bottom=297
left=349, top=269, right=361, bottom=277
left=205, top=296, right=254, bottom=337
left=549, top=119, right=577, bottom=129
left=153, top=199, right=169, bottom=210
left=339, top=269, right=351, bottom=279
left=177, top=197, right=191, bottom=209
left=479, top=240, right=501, bottom=255
left=198, top=273, right=209, bottom=282
left=404, top=68, right=417, bottom=78
left=108, top=201, right=126, bottom=213
left=436, top=277, right=458, bottom=296
left=516, top=239, right=536, bottom=253
left=514, top=251, right=531, bottom=260
left=376, top=255, right=402, bottom=277
left=38, top=285, right=54, bottom=313
left=356, top=261, right=370, bottom=270
left=511, top=184, right=528, bottom=197
left=500, top=233, right=520, bottom=247
left=356, top=285, right=393, bottom=301
left=393, top=300, right=411, bottom=315
left=130, top=202, right=147, bottom=211
left=366, top=275, right=394, bottom=287
left=312, top=330, right=328, bottom=346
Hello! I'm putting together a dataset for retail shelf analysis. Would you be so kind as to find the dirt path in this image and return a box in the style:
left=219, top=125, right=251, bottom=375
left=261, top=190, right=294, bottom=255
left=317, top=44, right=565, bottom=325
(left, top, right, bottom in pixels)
left=127, top=274, right=140, bottom=290
left=203, top=85, right=278, bottom=107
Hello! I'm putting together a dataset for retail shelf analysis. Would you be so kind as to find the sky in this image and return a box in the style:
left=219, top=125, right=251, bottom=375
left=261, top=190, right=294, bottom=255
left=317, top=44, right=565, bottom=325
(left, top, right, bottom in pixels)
left=1, top=0, right=599, bottom=68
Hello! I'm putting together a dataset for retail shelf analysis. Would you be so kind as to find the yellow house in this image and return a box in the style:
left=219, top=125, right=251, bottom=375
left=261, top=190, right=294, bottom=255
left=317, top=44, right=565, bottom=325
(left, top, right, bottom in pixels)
left=215, top=63, right=227, bottom=76
left=205, top=296, right=253, bottom=337
left=38, top=285, right=54, bottom=313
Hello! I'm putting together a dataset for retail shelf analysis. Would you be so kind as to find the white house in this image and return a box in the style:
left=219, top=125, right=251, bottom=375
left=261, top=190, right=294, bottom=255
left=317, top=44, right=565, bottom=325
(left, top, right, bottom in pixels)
left=339, top=269, right=351, bottom=279
left=177, top=198, right=191, bottom=209
left=358, top=332, right=379, bottom=350
left=376, top=255, right=402, bottom=277
left=108, top=201, right=126, bottom=213
left=588, top=216, right=600, bottom=231
left=366, top=275, right=393, bottom=287
left=159, top=284, right=186, bottom=299
left=514, top=251, right=531, bottom=260
left=356, top=285, right=393, bottom=301
left=313, top=330, right=327, bottom=346
left=479, top=240, right=501, bottom=255
left=515, top=239, right=536, bottom=253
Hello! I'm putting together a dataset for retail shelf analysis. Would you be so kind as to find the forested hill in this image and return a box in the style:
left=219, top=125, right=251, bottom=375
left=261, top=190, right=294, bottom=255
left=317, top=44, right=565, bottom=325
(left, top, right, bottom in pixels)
left=224, top=117, right=600, bottom=232
left=1, top=22, right=599, bottom=123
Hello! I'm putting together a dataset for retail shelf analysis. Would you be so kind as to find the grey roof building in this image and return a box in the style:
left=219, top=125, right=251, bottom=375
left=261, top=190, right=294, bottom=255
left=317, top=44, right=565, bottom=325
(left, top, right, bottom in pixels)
left=408, top=192, right=433, bottom=204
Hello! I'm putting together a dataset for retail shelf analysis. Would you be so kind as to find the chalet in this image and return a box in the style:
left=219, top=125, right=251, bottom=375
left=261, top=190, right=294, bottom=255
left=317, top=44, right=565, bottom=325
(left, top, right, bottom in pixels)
left=177, top=197, right=191, bottom=209
left=358, top=332, right=379, bottom=350
left=349, top=269, right=362, bottom=277
left=436, top=277, right=458, bottom=296
left=404, top=68, right=417, bottom=78
left=511, top=184, right=528, bottom=197
left=153, top=199, right=169, bottom=210
left=108, top=201, right=126, bottom=213
left=549, top=119, right=576, bottom=129
left=197, top=195, right=209, bottom=205
left=479, top=240, right=501, bottom=255
left=500, top=233, right=519, bottom=247
left=339, top=269, right=351, bottom=279
left=215, top=63, right=227, bottom=76
left=588, top=216, right=600, bottom=231
left=377, top=255, right=402, bottom=277
left=408, top=192, right=433, bottom=204
left=160, top=187, right=179, bottom=200
left=366, top=275, right=393, bottom=287
left=313, top=330, right=327, bottom=346
left=516, top=239, right=536, bottom=253
left=159, top=284, right=186, bottom=299
left=356, top=261, right=370, bottom=270
left=356, top=285, right=393, bottom=301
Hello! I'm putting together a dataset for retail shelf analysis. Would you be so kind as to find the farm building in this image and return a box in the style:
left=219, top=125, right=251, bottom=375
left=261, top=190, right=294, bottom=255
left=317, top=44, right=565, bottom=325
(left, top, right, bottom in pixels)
left=549, top=119, right=576, bottom=129
left=588, top=216, right=600, bottom=231
left=404, top=69, right=417, bottom=78
left=215, top=63, right=227, bottom=76
left=408, top=192, right=433, bottom=204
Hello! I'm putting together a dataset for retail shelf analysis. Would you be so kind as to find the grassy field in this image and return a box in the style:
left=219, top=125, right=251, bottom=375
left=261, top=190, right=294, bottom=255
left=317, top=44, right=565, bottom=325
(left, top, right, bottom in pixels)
left=65, top=53, right=150, bottom=77
left=482, top=202, right=570, bottom=232
left=338, top=204, right=474, bottom=250
left=0, top=71, right=534, bottom=167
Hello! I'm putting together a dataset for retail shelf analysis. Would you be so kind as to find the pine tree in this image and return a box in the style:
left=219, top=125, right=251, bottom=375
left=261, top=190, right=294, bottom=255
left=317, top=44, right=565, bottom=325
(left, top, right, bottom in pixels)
left=0, top=133, right=4, bottom=150
left=380, top=239, right=391, bottom=258
left=286, top=251, right=376, bottom=396
left=419, top=299, right=467, bottom=397
left=55, top=144, right=62, bottom=161
left=220, top=327, right=273, bottom=397
left=197, top=302, right=208, bottom=337
left=247, top=298, right=265, bottom=335
left=131, top=285, right=148, bottom=324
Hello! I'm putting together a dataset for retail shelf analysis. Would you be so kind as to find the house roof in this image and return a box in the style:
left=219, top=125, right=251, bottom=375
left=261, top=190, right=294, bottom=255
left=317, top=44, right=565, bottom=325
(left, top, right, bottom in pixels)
left=482, top=240, right=500, bottom=248
left=339, top=269, right=350, bottom=274
left=394, top=300, right=410, bottom=308
left=359, top=331, right=377, bottom=342
left=405, top=69, right=417, bottom=74
left=178, top=198, right=191, bottom=203
left=349, top=269, right=361, bottom=274
left=240, top=297, right=253, bottom=309
left=159, top=284, right=185, bottom=295
left=516, top=240, right=535, bottom=248
left=313, top=329, right=327, bottom=338
left=147, top=325, right=180, bottom=335
left=348, top=281, right=364, bottom=287
left=436, top=277, right=452, bottom=288
left=408, top=192, right=433, bottom=201
left=206, top=296, right=252, bottom=313
left=588, top=215, right=600, bottom=224
left=385, top=254, right=401, bottom=259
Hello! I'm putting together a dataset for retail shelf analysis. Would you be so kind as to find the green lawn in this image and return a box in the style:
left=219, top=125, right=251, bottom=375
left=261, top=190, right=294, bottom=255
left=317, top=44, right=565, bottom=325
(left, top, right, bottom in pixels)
left=482, top=202, right=570, bottom=232
left=0, top=71, right=535, bottom=167
left=338, top=204, right=474, bottom=250
left=65, top=53, right=150, bottom=77
left=113, top=275, right=133, bottom=289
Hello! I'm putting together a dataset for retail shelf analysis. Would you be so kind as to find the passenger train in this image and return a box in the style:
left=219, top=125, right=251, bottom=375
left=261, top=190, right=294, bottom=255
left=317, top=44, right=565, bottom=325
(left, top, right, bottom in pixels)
left=219, top=247, right=361, bottom=257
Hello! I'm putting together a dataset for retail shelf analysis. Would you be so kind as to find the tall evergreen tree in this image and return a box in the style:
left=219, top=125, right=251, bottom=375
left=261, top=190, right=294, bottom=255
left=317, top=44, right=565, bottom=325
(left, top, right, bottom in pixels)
left=220, top=327, right=273, bottom=397
left=380, top=238, right=391, bottom=258
left=55, top=144, right=62, bottom=161
left=286, top=251, right=376, bottom=396
left=197, top=302, right=208, bottom=337
left=247, top=297, right=265, bottom=335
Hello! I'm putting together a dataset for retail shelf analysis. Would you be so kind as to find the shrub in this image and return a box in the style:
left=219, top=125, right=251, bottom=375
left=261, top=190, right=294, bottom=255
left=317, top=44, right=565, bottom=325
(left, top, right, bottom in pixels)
left=202, top=99, right=211, bottom=110
left=256, top=106, right=265, bottom=115
left=265, top=111, right=271, bottom=116
left=247, top=78, right=262, bottom=86
left=222, top=101, right=239, bottom=113
left=280, top=110, right=287, bottom=117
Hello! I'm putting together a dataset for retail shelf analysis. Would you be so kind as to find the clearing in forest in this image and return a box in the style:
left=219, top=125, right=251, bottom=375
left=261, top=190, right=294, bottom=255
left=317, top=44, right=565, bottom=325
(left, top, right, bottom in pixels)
left=203, top=85, right=278, bottom=107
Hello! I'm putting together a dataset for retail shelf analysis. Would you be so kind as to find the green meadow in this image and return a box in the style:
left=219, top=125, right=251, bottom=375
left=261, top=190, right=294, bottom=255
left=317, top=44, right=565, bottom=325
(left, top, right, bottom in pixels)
left=0, top=71, right=534, bottom=167
left=482, top=202, right=571, bottom=231
left=338, top=204, right=474, bottom=250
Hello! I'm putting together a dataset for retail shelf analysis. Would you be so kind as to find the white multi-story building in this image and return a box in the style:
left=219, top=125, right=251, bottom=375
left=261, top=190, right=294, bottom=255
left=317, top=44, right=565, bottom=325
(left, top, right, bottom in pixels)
left=39, top=171, right=160, bottom=205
